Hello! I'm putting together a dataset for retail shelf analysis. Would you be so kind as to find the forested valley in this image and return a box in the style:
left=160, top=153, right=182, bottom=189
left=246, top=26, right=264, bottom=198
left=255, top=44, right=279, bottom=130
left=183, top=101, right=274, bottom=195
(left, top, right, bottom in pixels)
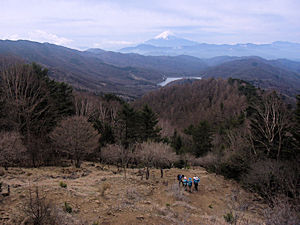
left=0, top=62, right=299, bottom=224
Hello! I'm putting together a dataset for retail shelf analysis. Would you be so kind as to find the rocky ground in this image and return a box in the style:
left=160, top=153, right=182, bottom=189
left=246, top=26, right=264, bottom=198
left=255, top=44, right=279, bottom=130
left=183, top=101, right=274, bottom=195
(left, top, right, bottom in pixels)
left=0, top=162, right=266, bottom=225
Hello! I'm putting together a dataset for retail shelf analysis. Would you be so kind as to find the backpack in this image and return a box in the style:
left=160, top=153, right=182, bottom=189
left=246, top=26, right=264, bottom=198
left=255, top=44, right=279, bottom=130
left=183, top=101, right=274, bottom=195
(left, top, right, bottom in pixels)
left=188, top=180, right=193, bottom=187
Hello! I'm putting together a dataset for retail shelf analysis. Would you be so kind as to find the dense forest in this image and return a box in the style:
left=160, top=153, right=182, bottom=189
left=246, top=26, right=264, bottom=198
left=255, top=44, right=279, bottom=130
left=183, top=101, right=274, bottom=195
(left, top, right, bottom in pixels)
left=135, top=78, right=300, bottom=214
left=0, top=63, right=299, bottom=224
left=201, top=57, right=300, bottom=98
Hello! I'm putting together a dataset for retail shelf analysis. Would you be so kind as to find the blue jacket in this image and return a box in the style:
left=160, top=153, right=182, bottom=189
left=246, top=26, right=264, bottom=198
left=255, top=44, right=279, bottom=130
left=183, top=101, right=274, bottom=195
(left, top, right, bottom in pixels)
left=194, top=178, right=200, bottom=184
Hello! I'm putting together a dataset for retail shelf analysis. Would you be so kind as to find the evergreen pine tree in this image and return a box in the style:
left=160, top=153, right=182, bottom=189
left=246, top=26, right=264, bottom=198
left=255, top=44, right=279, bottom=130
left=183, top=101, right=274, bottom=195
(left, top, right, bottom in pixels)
left=100, top=123, right=115, bottom=147
left=89, top=118, right=115, bottom=147
left=118, top=103, right=139, bottom=148
left=139, top=105, right=161, bottom=142
left=171, top=130, right=183, bottom=154
left=185, top=121, right=213, bottom=157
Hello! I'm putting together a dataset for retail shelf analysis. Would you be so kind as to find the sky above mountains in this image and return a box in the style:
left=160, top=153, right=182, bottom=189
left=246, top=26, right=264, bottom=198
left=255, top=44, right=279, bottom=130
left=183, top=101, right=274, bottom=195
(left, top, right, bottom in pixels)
left=1, top=0, right=299, bottom=50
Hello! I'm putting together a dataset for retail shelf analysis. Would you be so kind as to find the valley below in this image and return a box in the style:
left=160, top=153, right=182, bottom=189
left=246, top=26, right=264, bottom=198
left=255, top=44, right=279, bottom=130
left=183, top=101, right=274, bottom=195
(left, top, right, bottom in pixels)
left=158, top=77, right=202, bottom=86
left=1, top=40, right=300, bottom=99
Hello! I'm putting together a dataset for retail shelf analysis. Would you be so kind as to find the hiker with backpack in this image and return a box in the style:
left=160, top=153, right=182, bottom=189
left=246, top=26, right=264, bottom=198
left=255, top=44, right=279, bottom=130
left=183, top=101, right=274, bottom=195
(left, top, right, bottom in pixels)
left=177, top=174, right=182, bottom=186
left=182, top=177, right=188, bottom=191
left=193, top=176, right=200, bottom=191
left=188, top=178, right=193, bottom=192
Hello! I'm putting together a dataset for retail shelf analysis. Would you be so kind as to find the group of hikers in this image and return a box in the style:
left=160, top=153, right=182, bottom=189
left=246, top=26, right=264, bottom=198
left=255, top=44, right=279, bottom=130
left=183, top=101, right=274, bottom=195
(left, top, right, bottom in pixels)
left=177, top=174, right=200, bottom=192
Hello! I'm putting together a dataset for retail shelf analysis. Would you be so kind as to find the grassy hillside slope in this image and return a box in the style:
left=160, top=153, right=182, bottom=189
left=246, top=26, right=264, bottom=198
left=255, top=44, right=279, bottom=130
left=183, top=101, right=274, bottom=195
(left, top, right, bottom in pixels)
left=1, top=162, right=265, bottom=225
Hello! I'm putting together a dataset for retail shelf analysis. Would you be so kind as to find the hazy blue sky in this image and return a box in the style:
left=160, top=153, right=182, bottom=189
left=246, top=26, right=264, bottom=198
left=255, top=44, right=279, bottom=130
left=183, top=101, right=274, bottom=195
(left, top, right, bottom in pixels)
left=1, top=0, right=299, bottom=50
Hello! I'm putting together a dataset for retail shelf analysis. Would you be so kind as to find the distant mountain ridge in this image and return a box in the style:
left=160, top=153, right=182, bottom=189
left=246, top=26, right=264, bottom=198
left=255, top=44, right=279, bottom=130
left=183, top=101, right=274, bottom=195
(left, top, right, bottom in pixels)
left=120, top=32, right=300, bottom=61
left=144, top=31, right=198, bottom=47
left=85, top=49, right=300, bottom=96
left=0, top=39, right=299, bottom=100
left=201, top=57, right=300, bottom=98
left=85, top=49, right=208, bottom=76
left=0, top=40, right=164, bottom=98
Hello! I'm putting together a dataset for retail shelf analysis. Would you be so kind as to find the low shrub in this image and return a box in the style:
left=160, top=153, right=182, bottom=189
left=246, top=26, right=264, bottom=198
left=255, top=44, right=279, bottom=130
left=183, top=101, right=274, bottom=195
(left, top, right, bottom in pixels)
left=126, top=187, right=141, bottom=200
left=59, top=181, right=67, bottom=188
left=173, top=159, right=185, bottom=169
left=242, top=159, right=299, bottom=200
left=223, top=212, right=234, bottom=224
left=197, top=150, right=249, bottom=181
left=0, top=168, right=5, bottom=176
left=168, top=184, right=188, bottom=202
left=194, top=152, right=218, bottom=168
left=23, top=187, right=58, bottom=225
left=64, top=202, right=72, bottom=213
left=100, top=183, right=111, bottom=197
left=264, top=196, right=300, bottom=225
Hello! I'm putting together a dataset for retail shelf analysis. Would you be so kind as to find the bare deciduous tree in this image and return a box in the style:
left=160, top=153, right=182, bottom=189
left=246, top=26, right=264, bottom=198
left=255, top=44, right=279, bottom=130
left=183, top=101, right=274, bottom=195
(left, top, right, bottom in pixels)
left=23, top=187, right=55, bottom=225
left=21, top=186, right=84, bottom=225
left=0, top=64, right=52, bottom=166
left=158, top=119, right=175, bottom=138
left=181, top=153, right=197, bottom=169
left=74, top=92, right=120, bottom=124
left=224, top=188, right=251, bottom=225
left=243, top=159, right=299, bottom=201
left=249, top=92, right=291, bottom=160
left=264, top=196, right=300, bottom=225
left=74, top=93, right=97, bottom=117
left=49, top=116, right=99, bottom=168
left=135, top=142, right=178, bottom=179
left=153, top=142, right=178, bottom=178
left=0, top=131, right=26, bottom=170
left=225, top=128, right=251, bottom=154
left=101, top=144, right=133, bottom=177
left=135, top=142, right=156, bottom=180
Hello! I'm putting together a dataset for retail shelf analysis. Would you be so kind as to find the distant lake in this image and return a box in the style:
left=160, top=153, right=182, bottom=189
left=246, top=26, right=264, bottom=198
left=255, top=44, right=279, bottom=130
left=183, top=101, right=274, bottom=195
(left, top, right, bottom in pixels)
left=158, top=77, right=202, bottom=86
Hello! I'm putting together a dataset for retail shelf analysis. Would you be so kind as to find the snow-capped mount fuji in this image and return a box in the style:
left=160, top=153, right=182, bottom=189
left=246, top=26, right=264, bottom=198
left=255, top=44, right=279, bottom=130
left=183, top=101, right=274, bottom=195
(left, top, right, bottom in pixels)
left=120, top=31, right=300, bottom=60
left=154, top=31, right=174, bottom=39
left=144, top=31, right=198, bottom=48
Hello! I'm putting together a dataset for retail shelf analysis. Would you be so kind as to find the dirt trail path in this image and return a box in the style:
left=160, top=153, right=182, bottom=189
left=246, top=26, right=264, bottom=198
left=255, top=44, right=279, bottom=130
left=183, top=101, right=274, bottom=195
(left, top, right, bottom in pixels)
left=0, top=163, right=265, bottom=224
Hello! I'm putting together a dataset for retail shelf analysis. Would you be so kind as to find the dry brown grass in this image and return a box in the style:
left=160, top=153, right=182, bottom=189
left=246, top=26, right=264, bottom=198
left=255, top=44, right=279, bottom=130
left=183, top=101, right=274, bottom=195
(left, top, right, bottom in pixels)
left=168, top=183, right=188, bottom=202
left=0, top=162, right=266, bottom=225
left=99, top=182, right=111, bottom=197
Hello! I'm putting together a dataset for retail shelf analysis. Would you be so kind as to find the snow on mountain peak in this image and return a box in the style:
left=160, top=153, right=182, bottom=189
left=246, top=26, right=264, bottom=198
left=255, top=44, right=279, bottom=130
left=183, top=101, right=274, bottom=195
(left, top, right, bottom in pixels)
left=154, top=31, right=174, bottom=40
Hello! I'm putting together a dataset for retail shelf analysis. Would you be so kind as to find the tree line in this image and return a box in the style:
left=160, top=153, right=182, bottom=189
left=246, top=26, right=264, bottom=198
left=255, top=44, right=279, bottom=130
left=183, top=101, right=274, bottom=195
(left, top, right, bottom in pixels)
left=0, top=63, right=299, bottom=214
left=135, top=78, right=300, bottom=211
left=0, top=63, right=175, bottom=177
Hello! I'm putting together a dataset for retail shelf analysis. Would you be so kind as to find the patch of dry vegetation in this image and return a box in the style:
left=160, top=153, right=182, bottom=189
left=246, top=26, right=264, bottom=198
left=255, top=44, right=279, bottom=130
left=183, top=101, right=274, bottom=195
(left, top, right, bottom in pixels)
left=0, top=163, right=267, bottom=225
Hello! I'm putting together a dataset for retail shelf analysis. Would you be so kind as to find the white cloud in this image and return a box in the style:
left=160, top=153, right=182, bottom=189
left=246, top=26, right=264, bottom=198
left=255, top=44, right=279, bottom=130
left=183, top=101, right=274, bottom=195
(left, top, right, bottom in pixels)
left=93, top=40, right=135, bottom=50
left=2, top=34, right=21, bottom=41
left=105, top=41, right=134, bottom=45
left=28, top=30, right=72, bottom=45
left=0, top=30, right=72, bottom=46
left=0, top=0, right=299, bottom=49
